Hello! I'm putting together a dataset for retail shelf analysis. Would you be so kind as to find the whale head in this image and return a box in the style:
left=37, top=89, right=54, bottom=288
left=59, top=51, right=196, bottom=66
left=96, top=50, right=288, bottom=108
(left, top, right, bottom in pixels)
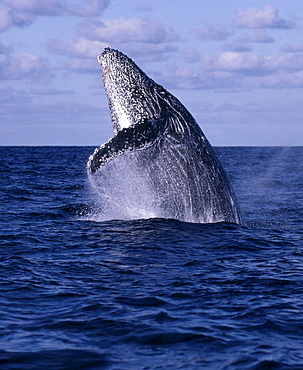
left=98, top=48, right=190, bottom=135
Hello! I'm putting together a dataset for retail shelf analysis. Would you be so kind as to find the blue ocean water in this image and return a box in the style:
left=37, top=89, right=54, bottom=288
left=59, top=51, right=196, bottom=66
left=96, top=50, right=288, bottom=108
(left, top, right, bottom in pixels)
left=0, top=146, right=303, bottom=370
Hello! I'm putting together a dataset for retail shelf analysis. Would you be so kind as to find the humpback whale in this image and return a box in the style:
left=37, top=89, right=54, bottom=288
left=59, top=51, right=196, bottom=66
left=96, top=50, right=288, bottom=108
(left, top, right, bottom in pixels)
left=88, top=48, right=241, bottom=224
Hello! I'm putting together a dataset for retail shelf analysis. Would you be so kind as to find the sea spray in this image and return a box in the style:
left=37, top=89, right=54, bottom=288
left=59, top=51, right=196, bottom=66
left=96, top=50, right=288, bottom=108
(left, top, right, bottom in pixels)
left=86, top=146, right=233, bottom=224
left=87, top=152, right=162, bottom=221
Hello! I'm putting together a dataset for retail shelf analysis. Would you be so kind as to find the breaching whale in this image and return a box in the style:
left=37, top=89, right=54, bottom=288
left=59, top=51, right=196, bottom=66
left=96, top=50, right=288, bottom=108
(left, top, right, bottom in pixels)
left=87, top=48, right=241, bottom=224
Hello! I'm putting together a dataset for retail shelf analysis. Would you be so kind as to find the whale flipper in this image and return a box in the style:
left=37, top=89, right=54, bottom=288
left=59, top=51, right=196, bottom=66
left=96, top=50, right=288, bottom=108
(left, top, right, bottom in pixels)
left=88, top=116, right=166, bottom=174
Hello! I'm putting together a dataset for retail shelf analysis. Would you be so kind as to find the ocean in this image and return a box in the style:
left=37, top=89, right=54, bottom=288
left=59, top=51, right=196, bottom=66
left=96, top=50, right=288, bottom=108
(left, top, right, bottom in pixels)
left=0, top=146, right=302, bottom=369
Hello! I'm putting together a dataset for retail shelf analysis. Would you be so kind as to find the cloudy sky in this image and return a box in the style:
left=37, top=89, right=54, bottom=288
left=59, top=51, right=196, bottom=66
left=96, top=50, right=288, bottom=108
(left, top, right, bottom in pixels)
left=1, top=0, right=303, bottom=146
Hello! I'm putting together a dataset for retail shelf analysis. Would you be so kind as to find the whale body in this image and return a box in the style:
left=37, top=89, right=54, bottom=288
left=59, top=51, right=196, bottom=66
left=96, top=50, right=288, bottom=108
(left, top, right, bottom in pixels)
left=88, top=48, right=241, bottom=224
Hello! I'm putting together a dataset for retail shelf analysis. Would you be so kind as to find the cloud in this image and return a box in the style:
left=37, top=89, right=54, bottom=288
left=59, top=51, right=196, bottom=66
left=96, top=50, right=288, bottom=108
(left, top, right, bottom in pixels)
left=0, top=5, right=13, bottom=31
left=281, top=42, right=303, bottom=53
left=266, top=53, right=303, bottom=72
left=0, top=86, right=30, bottom=105
left=48, top=37, right=108, bottom=59
left=240, top=30, right=274, bottom=43
left=223, top=42, right=253, bottom=53
left=5, top=54, right=52, bottom=82
left=0, top=0, right=110, bottom=32
left=30, top=87, right=75, bottom=95
left=182, top=48, right=201, bottom=63
left=78, top=18, right=179, bottom=44
left=161, top=63, right=242, bottom=90
left=235, top=5, right=295, bottom=29
left=1, top=0, right=110, bottom=17
left=192, top=22, right=232, bottom=41
left=50, top=39, right=178, bottom=71
left=66, top=0, right=110, bottom=17
left=116, top=43, right=178, bottom=61
left=161, top=51, right=303, bottom=91
left=48, top=17, right=180, bottom=70
left=0, top=4, right=33, bottom=31
left=55, top=58, right=100, bottom=74
left=222, top=30, right=274, bottom=53
left=216, top=52, right=303, bottom=75
left=0, top=42, right=53, bottom=83
left=135, top=4, right=154, bottom=12
left=252, top=74, right=303, bottom=89
left=216, top=52, right=270, bottom=74
left=2, top=0, right=65, bottom=16
left=164, top=66, right=303, bottom=92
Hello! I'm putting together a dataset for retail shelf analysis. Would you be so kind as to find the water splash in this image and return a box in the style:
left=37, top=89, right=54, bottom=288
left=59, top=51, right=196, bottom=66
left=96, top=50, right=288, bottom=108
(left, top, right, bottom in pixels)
left=86, top=145, right=240, bottom=224
left=87, top=153, right=163, bottom=221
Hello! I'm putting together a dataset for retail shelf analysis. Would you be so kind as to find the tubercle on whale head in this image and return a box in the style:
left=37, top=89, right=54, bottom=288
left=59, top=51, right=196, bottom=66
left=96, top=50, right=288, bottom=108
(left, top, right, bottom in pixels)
left=97, top=48, right=149, bottom=87
left=98, top=48, right=135, bottom=65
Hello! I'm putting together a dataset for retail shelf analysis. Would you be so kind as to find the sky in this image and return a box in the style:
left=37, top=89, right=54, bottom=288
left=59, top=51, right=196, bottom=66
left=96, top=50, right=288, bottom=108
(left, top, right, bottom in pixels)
left=1, top=0, right=303, bottom=146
